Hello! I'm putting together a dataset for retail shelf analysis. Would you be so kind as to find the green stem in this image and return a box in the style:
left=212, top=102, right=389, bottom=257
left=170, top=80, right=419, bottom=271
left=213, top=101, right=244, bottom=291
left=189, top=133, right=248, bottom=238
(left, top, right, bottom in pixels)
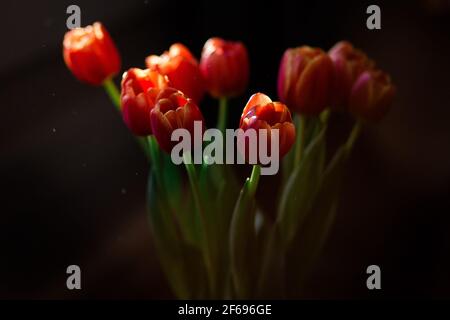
left=248, top=165, right=261, bottom=197
left=217, top=97, right=228, bottom=133
left=102, top=78, right=121, bottom=111
left=294, top=115, right=306, bottom=165
left=139, top=138, right=152, bottom=161
left=183, top=152, right=215, bottom=296
left=102, top=77, right=151, bottom=161
left=147, top=136, right=160, bottom=170
left=346, top=120, right=362, bottom=150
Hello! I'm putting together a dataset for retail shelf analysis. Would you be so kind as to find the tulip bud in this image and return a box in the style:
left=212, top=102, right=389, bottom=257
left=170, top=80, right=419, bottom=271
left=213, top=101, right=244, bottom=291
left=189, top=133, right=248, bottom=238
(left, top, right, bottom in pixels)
left=240, top=93, right=296, bottom=161
left=328, top=41, right=374, bottom=109
left=349, top=69, right=396, bottom=122
left=200, top=37, right=249, bottom=98
left=63, top=22, right=121, bottom=86
left=277, top=46, right=334, bottom=115
left=150, top=88, right=205, bottom=154
left=146, top=43, right=205, bottom=104
left=120, top=68, right=170, bottom=136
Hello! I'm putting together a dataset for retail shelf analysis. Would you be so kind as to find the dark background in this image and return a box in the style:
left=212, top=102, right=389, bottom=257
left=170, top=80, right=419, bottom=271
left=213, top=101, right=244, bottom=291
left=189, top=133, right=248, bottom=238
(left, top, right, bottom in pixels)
left=1, top=0, right=450, bottom=299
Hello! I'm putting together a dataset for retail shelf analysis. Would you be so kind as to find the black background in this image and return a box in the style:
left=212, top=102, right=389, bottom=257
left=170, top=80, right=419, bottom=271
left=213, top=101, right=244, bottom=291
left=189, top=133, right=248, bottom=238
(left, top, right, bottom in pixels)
left=1, top=0, right=450, bottom=299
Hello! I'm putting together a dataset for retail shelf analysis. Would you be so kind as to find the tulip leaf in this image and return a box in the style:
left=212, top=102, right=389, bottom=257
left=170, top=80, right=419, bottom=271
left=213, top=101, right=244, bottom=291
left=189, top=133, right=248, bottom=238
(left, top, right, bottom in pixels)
left=160, top=152, right=203, bottom=249
left=277, top=125, right=327, bottom=247
left=229, top=178, right=257, bottom=299
left=285, top=144, right=349, bottom=297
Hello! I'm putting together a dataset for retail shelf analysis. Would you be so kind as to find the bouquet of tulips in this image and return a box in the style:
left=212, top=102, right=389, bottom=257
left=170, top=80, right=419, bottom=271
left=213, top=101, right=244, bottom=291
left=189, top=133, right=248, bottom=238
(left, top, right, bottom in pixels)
left=63, top=22, right=395, bottom=299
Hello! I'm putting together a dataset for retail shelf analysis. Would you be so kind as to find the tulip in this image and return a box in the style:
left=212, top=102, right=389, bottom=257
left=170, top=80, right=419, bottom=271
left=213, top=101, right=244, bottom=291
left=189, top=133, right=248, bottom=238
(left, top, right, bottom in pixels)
left=200, top=37, right=249, bottom=98
left=328, top=41, right=374, bottom=109
left=277, top=46, right=334, bottom=115
left=120, top=68, right=170, bottom=136
left=240, top=93, right=296, bottom=160
left=146, top=43, right=205, bottom=104
left=150, top=88, right=205, bottom=154
left=348, top=69, right=396, bottom=122
left=63, top=22, right=121, bottom=86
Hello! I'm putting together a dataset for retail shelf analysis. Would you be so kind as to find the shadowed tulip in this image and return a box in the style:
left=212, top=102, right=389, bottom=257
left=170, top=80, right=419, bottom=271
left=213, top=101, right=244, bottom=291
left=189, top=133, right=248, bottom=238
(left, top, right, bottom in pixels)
left=349, top=69, right=396, bottom=122
left=328, top=41, right=374, bottom=109
left=277, top=46, right=334, bottom=115
left=200, top=37, right=249, bottom=98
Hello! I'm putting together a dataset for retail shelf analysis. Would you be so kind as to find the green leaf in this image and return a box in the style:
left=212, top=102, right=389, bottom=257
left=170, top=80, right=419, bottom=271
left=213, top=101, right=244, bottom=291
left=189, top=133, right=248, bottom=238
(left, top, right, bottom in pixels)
left=229, top=178, right=257, bottom=299
left=276, top=125, right=327, bottom=247
left=160, top=152, right=203, bottom=249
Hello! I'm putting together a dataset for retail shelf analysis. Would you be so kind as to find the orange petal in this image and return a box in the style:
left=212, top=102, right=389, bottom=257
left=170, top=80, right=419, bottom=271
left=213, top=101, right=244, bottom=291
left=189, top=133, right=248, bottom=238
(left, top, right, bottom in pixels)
left=242, top=93, right=272, bottom=117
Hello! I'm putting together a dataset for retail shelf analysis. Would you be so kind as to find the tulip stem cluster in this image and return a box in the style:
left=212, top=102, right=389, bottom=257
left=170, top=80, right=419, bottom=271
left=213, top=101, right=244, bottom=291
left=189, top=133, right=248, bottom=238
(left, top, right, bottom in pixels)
left=183, top=152, right=216, bottom=296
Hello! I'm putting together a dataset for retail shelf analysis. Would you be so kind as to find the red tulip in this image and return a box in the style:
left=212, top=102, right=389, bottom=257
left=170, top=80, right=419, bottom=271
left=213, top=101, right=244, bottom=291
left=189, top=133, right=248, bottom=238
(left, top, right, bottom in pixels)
left=328, top=41, right=374, bottom=109
left=150, top=88, right=205, bottom=154
left=120, top=68, right=170, bottom=136
left=63, top=22, right=121, bottom=86
left=240, top=93, right=296, bottom=161
left=146, top=43, right=205, bottom=104
left=200, top=37, right=249, bottom=98
left=277, top=46, right=334, bottom=115
left=349, top=69, right=396, bottom=122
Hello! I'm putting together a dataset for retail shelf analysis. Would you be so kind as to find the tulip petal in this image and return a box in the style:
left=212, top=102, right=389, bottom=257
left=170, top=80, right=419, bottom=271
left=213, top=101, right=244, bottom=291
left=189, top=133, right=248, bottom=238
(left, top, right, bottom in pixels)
left=242, top=93, right=272, bottom=117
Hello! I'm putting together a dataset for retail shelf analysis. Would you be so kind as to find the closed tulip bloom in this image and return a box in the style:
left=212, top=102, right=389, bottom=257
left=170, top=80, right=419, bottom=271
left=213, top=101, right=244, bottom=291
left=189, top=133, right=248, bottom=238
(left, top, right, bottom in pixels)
left=63, top=22, right=121, bottom=86
left=349, top=69, right=396, bottom=122
left=328, top=41, right=374, bottom=109
left=200, top=37, right=249, bottom=98
left=277, top=46, right=334, bottom=115
left=150, top=88, right=205, bottom=153
left=146, top=43, right=205, bottom=104
left=240, top=93, right=296, bottom=160
left=121, top=68, right=170, bottom=136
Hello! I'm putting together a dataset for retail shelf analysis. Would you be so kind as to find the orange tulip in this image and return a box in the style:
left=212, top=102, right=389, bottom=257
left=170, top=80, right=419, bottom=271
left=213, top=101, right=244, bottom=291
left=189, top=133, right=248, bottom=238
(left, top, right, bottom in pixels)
left=63, top=22, right=121, bottom=86
left=150, top=88, right=205, bottom=153
left=120, top=68, right=170, bottom=136
left=146, top=43, right=205, bottom=104
left=240, top=93, right=296, bottom=160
